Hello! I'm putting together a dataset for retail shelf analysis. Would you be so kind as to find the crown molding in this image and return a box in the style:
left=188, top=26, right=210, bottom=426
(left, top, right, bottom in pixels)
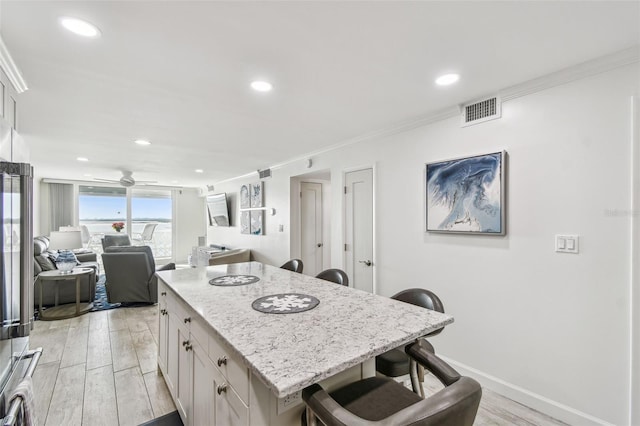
left=0, top=36, right=28, bottom=93
left=215, top=46, right=639, bottom=185
left=500, top=45, right=639, bottom=102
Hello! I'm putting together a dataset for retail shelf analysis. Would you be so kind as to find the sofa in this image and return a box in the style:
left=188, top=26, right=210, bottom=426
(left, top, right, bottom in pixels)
left=33, top=236, right=99, bottom=307
left=208, top=248, right=251, bottom=266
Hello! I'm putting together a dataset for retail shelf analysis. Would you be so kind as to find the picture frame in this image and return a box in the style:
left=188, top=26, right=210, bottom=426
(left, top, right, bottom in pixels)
left=240, top=184, right=250, bottom=209
left=251, top=181, right=263, bottom=208
left=240, top=211, right=250, bottom=234
left=425, top=151, right=506, bottom=235
left=250, top=210, right=264, bottom=235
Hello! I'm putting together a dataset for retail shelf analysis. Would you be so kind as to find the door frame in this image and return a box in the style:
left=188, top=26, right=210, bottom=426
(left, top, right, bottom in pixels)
left=289, top=172, right=332, bottom=273
left=342, top=164, right=377, bottom=294
left=300, top=181, right=324, bottom=276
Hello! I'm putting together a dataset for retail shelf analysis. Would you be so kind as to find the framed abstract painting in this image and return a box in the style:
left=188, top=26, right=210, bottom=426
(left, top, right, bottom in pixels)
left=425, top=151, right=506, bottom=235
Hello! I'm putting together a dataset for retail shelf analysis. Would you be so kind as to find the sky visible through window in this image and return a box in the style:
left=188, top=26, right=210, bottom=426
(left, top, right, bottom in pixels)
left=79, top=196, right=171, bottom=221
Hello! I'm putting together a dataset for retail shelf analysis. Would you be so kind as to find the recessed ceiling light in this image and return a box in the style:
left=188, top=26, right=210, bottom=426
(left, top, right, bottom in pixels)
left=250, top=81, right=273, bottom=92
left=134, top=139, right=151, bottom=146
left=435, top=73, right=460, bottom=86
left=77, top=157, right=89, bottom=162
left=83, top=173, right=92, bottom=177
left=195, top=169, right=204, bottom=173
left=60, top=17, right=101, bottom=38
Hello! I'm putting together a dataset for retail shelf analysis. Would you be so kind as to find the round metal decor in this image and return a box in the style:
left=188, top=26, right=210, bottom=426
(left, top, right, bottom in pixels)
left=252, top=293, right=320, bottom=314
left=209, top=275, right=260, bottom=286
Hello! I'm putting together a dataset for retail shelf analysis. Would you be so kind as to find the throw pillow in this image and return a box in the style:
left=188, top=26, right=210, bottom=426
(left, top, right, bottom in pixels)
left=35, top=254, right=56, bottom=271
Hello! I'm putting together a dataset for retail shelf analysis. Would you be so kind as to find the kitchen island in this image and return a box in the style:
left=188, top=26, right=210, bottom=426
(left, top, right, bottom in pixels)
left=156, top=262, right=453, bottom=426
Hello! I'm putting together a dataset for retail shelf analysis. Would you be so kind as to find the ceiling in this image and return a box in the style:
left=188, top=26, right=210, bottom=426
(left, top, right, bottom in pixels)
left=1, top=1, right=638, bottom=189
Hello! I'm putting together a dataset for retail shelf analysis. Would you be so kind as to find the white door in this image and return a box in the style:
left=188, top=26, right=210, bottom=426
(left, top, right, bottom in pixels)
left=300, top=182, right=323, bottom=276
left=344, top=168, right=374, bottom=293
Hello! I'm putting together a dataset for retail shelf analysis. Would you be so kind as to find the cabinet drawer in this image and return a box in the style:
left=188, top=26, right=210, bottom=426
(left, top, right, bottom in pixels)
left=158, top=280, right=169, bottom=299
left=171, top=296, right=192, bottom=333
left=190, top=315, right=208, bottom=350
left=209, top=335, right=249, bottom=403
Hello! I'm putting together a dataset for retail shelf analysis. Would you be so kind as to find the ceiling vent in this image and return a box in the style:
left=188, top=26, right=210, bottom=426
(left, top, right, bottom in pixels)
left=461, top=96, right=501, bottom=127
left=259, top=169, right=272, bottom=179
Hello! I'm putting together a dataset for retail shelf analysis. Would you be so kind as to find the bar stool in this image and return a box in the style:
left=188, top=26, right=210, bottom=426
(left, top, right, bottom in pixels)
left=280, top=259, right=303, bottom=273
left=375, top=288, right=445, bottom=397
left=303, top=341, right=482, bottom=426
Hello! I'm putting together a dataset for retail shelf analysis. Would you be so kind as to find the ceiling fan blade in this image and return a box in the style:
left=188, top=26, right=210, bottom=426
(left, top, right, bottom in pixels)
left=93, top=178, right=120, bottom=183
left=136, top=180, right=158, bottom=183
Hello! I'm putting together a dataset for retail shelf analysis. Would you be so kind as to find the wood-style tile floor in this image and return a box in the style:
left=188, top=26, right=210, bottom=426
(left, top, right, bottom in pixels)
left=30, top=305, right=175, bottom=426
left=30, top=305, right=567, bottom=426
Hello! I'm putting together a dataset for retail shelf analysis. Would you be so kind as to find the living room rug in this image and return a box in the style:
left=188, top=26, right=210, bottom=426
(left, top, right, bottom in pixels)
left=91, top=274, right=121, bottom=311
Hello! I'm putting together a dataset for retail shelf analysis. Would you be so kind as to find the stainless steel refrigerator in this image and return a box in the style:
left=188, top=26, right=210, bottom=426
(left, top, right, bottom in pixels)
left=0, top=162, right=40, bottom=425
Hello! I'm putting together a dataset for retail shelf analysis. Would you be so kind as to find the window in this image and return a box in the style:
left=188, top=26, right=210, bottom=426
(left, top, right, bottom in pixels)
left=78, top=185, right=173, bottom=259
left=131, top=188, right=172, bottom=258
left=79, top=185, right=126, bottom=238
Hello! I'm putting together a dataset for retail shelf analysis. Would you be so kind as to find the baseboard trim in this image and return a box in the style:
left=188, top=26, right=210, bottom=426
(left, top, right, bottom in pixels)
left=438, top=355, right=615, bottom=426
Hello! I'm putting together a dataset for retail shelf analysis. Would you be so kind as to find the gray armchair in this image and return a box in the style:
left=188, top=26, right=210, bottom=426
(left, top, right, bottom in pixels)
left=102, top=245, right=175, bottom=304
left=102, top=234, right=132, bottom=251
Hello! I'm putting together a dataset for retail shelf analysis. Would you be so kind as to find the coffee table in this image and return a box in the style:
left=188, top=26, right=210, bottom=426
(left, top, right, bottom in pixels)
left=37, top=268, right=94, bottom=320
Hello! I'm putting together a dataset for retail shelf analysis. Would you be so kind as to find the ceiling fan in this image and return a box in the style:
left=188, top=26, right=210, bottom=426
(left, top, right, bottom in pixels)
left=94, top=171, right=157, bottom=187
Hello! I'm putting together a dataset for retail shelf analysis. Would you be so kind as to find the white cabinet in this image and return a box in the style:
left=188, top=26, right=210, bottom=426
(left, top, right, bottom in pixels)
left=0, top=66, right=26, bottom=162
left=213, top=363, right=248, bottom=426
left=157, top=293, right=168, bottom=374
left=191, top=336, right=214, bottom=426
left=176, top=324, right=191, bottom=421
left=158, top=281, right=249, bottom=426
left=158, top=280, right=306, bottom=426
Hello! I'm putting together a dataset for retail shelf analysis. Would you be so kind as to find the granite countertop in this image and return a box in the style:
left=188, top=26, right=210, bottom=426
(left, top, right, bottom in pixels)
left=156, top=262, right=454, bottom=398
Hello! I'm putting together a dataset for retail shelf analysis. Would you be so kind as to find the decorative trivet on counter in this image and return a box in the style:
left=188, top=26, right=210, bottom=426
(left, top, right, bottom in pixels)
left=209, top=275, right=260, bottom=286
left=252, top=293, right=320, bottom=314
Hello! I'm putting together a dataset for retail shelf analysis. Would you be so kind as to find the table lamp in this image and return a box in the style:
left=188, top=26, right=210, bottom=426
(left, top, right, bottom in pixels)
left=49, top=231, right=83, bottom=251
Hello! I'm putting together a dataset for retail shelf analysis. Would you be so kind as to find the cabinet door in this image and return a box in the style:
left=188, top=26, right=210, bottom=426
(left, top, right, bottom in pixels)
left=191, top=337, right=214, bottom=426
left=214, top=368, right=248, bottom=426
left=158, top=301, right=168, bottom=373
left=176, top=327, right=192, bottom=423
left=166, top=313, right=179, bottom=398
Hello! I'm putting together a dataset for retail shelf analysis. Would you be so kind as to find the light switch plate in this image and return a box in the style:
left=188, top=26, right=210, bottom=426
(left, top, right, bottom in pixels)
left=556, top=235, right=579, bottom=254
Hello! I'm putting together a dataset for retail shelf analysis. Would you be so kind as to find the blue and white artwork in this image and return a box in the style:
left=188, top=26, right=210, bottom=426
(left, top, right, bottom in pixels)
left=426, top=151, right=505, bottom=235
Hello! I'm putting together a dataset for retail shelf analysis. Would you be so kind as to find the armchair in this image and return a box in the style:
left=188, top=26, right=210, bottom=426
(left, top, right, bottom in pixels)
left=101, top=245, right=175, bottom=304
left=102, top=234, right=132, bottom=251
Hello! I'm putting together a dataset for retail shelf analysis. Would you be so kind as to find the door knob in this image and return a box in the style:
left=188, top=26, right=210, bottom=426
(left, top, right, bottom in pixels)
left=358, top=260, right=372, bottom=267
left=317, top=243, right=323, bottom=248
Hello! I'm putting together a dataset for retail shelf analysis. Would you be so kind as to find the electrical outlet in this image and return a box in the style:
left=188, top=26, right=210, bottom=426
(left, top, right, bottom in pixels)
left=555, top=235, right=579, bottom=254
left=277, top=390, right=302, bottom=414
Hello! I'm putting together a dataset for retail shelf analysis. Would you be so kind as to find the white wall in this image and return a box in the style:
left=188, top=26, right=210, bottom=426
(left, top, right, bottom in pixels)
left=210, top=62, right=639, bottom=425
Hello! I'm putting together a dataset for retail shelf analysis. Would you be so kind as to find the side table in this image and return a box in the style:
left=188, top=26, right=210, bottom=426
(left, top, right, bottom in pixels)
left=37, top=268, right=94, bottom=320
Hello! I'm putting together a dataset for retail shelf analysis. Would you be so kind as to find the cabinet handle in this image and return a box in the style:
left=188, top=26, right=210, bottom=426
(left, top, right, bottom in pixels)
left=217, top=356, right=227, bottom=367
left=160, top=309, right=167, bottom=315
left=185, top=344, right=193, bottom=351
left=217, top=384, right=227, bottom=395
left=184, top=317, right=191, bottom=324
left=182, top=340, right=189, bottom=347
left=161, top=292, right=167, bottom=296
